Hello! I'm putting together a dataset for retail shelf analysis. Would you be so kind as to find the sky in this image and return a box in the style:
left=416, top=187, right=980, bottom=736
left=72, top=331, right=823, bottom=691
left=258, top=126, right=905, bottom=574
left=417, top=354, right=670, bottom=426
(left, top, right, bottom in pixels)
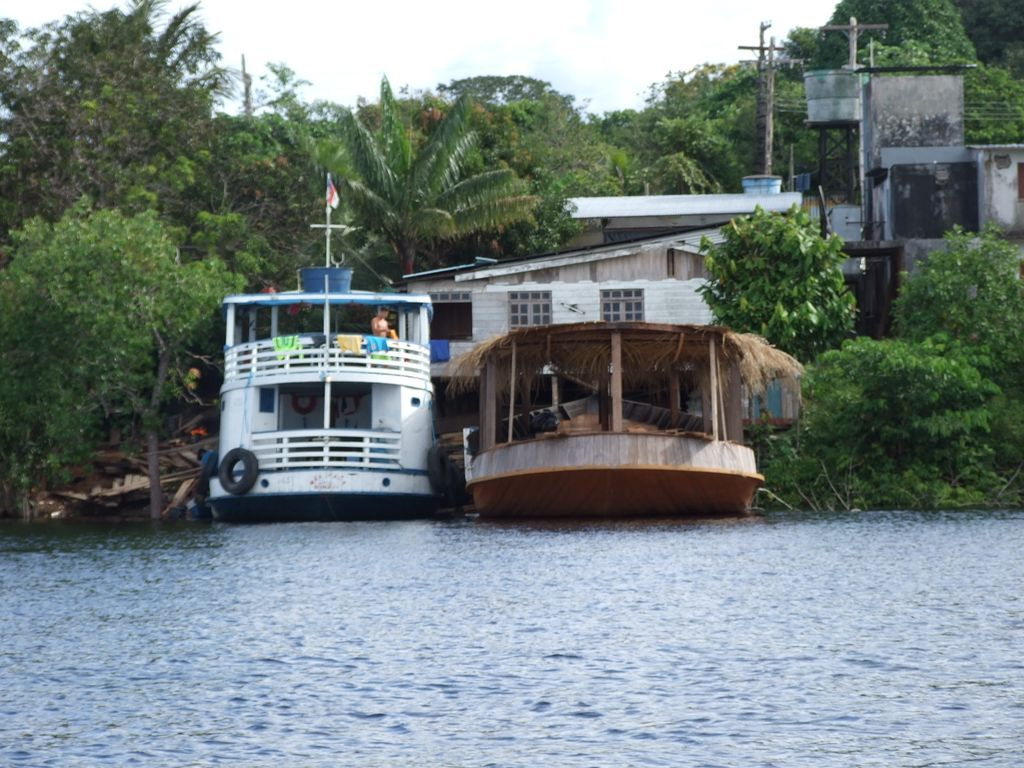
left=11, top=0, right=835, bottom=114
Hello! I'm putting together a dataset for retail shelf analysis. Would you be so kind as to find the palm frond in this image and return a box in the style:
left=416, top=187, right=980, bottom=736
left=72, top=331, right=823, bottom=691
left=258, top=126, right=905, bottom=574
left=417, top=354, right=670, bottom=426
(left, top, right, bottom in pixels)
left=336, top=178, right=401, bottom=238
left=340, top=111, right=397, bottom=204
left=377, top=77, right=413, bottom=178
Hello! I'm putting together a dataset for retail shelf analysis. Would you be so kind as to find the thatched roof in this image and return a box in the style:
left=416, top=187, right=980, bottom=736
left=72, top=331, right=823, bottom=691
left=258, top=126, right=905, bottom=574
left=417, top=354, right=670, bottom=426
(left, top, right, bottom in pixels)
left=447, top=322, right=802, bottom=399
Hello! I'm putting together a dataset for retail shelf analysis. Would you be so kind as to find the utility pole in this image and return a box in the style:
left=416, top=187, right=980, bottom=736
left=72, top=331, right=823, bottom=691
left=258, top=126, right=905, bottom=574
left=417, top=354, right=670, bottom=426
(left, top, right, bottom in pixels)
left=739, top=22, right=787, bottom=175
left=820, top=16, right=888, bottom=70
left=241, top=54, right=253, bottom=117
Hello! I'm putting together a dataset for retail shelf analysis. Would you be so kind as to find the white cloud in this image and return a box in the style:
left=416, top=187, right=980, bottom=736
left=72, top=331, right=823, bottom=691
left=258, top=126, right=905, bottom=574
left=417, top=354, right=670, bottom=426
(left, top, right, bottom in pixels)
left=12, top=0, right=835, bottom=113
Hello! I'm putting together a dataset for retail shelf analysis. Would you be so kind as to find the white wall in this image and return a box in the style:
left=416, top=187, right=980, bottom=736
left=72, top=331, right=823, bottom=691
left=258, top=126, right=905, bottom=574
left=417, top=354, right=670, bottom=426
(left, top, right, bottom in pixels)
left=976, top=147, right=1024, bottom=234
left=411, top=243, right=715, bottom=377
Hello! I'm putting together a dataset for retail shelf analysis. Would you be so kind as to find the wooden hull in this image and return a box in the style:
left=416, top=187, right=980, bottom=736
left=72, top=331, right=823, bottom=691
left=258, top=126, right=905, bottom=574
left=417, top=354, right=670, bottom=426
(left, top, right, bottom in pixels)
left=467, top=432, right=762, bottom=518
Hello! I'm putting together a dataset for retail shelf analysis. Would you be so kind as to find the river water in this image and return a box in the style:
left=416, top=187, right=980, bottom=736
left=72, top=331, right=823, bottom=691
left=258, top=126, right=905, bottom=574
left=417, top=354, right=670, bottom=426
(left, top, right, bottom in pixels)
left=2, top=510, right=1022, bottom=767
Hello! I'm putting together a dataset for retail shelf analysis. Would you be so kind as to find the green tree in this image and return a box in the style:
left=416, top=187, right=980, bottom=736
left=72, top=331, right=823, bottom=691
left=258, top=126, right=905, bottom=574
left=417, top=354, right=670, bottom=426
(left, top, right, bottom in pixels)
left=317, top=77, right=536, bottom=276
left=894, top=225, right=1024, bottom=360
left=0, top=0, right=227, bottom=246
left=0, top=205, right=241, bottom=517
left=598, top=55, right=816, bottom=196
left=451, top=76, right=622, bottom=256
left=613, top=65, right=755, bottom=194
left=963, top=64, right=1024, bottom=145
left=954, top=0, right=1024, bottom=76
left=698, top=206, right=855, bottom=362
left=763, top=336, right=1000, bottom=510
left=189, top=111, right=324, bottom=287
left=893, top=224, right=1024, bottom=487
left=813, top=0, right=976, bottom=69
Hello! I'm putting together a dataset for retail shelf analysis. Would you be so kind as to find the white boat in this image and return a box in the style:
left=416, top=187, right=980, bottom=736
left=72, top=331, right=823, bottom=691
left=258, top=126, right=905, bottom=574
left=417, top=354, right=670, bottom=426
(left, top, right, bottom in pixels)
left=208, top=267, right=445, bottom=522
left=452, top=322, right=802, bottom=518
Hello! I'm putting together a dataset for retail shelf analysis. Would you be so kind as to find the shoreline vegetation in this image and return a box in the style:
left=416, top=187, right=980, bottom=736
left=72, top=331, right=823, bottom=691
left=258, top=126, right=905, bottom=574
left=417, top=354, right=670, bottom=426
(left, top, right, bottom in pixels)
left=3, top=0, right=1024, bottom=518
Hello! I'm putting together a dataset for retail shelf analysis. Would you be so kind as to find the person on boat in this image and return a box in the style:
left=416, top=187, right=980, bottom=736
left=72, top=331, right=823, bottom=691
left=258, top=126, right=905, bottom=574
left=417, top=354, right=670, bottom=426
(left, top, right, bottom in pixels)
left=371, top=307, right=390, bottom=337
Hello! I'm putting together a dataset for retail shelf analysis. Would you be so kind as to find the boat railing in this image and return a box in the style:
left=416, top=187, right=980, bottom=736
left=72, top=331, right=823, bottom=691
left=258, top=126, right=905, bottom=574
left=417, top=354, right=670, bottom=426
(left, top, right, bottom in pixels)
left=249, top=429, right=402, bottom=469
left=225, top=336, right=431, bottom=382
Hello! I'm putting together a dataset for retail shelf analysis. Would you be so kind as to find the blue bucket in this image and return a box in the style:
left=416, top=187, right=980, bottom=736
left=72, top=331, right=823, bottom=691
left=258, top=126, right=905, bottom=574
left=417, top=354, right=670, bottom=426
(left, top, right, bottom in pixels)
left=300, top=267, right=352, bottom=293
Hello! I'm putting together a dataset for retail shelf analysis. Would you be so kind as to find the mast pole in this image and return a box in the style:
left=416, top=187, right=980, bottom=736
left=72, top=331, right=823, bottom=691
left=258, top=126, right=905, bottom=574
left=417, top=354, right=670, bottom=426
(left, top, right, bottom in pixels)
left=325, top=199, right=332, bottom=268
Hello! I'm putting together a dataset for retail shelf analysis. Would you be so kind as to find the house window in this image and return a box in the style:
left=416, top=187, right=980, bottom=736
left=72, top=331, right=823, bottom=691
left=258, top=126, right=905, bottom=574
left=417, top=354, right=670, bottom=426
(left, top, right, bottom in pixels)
left=430, top=291, right=473, bottom=339
left=509, top=291, right=551, bottom=327
left=1018, top=162, right=1024, bottom=200
left=601, top=289, right=644, bottom=322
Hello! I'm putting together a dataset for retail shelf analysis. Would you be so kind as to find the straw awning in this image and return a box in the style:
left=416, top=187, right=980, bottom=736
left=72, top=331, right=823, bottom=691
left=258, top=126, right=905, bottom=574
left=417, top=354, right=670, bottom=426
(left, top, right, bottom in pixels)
left=447, top=322, right=802, bottom=399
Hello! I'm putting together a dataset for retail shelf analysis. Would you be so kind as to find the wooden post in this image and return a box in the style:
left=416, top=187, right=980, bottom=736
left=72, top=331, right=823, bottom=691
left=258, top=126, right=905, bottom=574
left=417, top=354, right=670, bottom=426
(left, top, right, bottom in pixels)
left=709, top=336, right=720, bottom=441
left=506, top=342, right=517, bottom=443
left=725, top=357, right=744, bottom=442
left=610, top=331, right=623, bottom=432
left=718, top=363, right=729, bottom=439
left=480, top=357, right=496, bottom=451
left=670, top=330, right=684, bottom=421
left=669, top=368, right=680, bottom=420
left=598, top=377, right=609, bottom=431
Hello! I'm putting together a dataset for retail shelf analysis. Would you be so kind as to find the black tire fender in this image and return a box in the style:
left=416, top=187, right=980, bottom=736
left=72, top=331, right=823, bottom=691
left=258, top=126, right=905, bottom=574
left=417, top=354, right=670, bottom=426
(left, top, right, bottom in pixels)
left=218, top=447, right=259, bottom=495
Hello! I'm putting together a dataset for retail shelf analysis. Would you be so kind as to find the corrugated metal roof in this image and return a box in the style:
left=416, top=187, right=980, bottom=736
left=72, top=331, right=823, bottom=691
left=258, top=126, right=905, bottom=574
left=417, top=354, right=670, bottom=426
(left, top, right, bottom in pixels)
left=568, top=193, right=803, bottom=219
left=453, top=227, right=725, bottom=282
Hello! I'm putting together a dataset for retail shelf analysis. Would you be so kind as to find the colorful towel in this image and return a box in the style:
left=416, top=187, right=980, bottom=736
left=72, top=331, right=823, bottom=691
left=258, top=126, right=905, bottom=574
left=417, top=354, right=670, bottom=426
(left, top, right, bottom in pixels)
left=336, top=334, right=362, bottom=354
left=273, top=335, right=301, bottom=360
left=364, top=335, right=390, bottom=354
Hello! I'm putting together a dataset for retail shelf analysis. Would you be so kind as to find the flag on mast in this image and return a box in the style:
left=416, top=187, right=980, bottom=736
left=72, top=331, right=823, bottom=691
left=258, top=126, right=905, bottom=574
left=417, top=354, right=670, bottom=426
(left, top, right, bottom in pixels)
left=326, top=174, right=339, bottom=209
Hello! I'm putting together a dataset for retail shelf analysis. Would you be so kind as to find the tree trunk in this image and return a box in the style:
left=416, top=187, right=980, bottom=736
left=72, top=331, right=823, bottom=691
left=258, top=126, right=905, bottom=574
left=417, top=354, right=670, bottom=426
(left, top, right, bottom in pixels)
left=399, top=241, right=416, bottom=277
left=147, top=427, right=163, bottom=520
left=147, top=331, right=172, bottom=520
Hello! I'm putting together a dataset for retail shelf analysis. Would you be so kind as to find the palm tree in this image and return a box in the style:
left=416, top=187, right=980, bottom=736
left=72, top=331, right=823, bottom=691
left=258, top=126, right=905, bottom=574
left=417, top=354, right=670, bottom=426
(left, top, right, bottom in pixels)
left=319, top=78, right=536, bottom=276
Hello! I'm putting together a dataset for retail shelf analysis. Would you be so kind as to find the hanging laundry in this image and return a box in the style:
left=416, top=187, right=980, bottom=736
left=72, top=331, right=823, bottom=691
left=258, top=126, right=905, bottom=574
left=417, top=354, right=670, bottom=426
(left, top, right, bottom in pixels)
left=364, top=335, right=390, bottom=360
left=364, top=335, right=390, bottom=354
left=336, top=334, right=363, bottom=354
left=273, top=335, right=301, bottom=360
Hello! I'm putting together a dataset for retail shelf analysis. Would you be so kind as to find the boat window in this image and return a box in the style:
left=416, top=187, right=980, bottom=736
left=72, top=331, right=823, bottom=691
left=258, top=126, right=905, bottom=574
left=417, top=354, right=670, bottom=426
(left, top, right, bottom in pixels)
left=601, top=289, right=644, bottom=322
left=259, top=388, right=276, bottom=413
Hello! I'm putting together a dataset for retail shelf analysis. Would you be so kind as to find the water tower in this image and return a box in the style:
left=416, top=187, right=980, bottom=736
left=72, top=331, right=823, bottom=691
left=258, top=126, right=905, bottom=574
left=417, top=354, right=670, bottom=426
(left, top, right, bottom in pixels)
left=804, top=69, right=861, bottom=219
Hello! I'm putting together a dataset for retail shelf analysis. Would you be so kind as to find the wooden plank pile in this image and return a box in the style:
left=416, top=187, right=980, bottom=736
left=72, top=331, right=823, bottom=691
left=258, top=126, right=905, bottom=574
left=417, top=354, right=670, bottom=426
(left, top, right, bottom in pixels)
left=49, top=436, right=215, bottom=515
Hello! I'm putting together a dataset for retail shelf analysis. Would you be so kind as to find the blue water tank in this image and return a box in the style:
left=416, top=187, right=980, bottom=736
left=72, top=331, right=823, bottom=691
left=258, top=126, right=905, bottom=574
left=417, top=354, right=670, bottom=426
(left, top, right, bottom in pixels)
left=300, top=267, right=352, bottom=293
left=741, top=175, right=783, bottom=195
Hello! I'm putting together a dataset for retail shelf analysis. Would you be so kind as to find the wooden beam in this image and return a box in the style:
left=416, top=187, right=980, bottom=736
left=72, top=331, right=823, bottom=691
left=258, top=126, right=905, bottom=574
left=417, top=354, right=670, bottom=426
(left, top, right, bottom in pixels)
left=611, top=331, right=623, bottom=432
left=672, top=331, right=686, bottom=362
left=709, top=336, right=720, bottom=441
left=725, top=356, right=744, bottom=442
left=480, top=357, right=496, bottom=451
left=669, top=368, right=680, bottom=420
left=598, top=377, right=609, bottom=431
left=506, top=342, right=517, bottom=443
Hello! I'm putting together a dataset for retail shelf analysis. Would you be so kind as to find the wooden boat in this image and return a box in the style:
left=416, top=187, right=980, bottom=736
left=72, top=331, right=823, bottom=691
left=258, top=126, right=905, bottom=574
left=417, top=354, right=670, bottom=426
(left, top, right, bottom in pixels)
left=451, top=322, right=801, bottom=518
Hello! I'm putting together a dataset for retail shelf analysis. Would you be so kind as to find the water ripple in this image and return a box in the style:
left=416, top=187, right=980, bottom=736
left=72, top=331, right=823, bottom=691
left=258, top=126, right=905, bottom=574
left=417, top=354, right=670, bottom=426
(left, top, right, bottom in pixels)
left=1, top=511, right=1023, bottom=766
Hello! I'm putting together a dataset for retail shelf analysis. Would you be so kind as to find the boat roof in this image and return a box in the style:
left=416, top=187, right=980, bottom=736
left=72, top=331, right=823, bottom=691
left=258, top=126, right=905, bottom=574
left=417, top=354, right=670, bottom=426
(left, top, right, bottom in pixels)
left=448, top=322, right=803, bottom=397
left=223, top=290, right=432, bottom=309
